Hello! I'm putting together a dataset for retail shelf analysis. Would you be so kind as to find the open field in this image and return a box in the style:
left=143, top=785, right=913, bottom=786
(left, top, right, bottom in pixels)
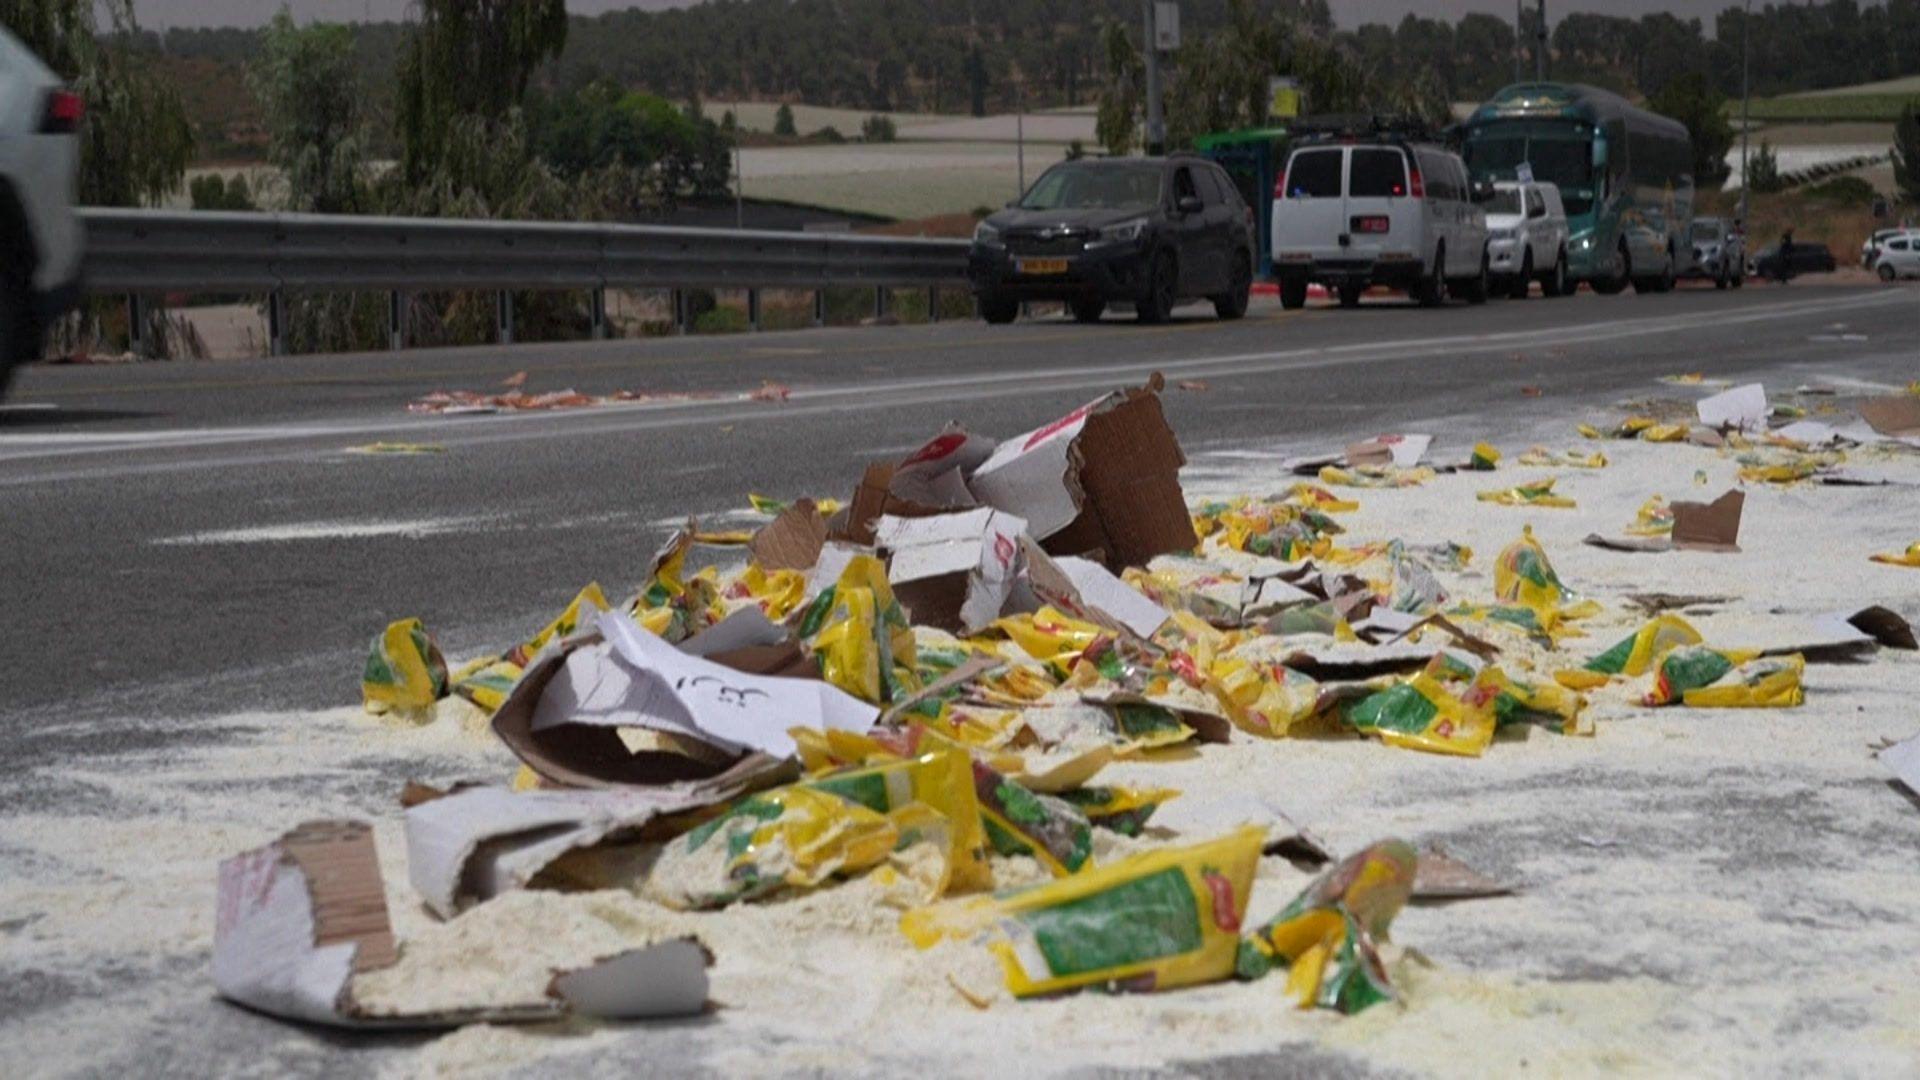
left=1785, top=74, right=1920, bottom=98
left=1744, top=93, right=1920, bottom=124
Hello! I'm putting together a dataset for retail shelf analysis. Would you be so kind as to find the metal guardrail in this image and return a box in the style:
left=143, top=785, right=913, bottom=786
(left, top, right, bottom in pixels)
left=78, top=208, right=974, bottom=354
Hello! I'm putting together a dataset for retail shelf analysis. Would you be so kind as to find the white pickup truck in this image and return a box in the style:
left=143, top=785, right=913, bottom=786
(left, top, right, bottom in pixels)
left=1483, top=179, right=1570, bottom=300
left=1, top=26, right=84, bottom=391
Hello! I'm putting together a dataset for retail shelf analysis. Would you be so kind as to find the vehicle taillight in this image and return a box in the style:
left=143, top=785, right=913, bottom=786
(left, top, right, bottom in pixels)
left=40, top=89, right=83, bottom=134
left=1407, top=161, right=1425, bottom=199
left=1351, top=216, right=1390, bottom=234
left=1272, top=164, right=1288, bottom=200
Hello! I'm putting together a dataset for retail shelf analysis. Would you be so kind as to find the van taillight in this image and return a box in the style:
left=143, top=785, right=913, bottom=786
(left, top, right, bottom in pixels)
left=1407, top=162, right=1425, bottom=199
left=1272, top=165, right=1288, bottom=200
left=41, top=89, right=83, bottom=134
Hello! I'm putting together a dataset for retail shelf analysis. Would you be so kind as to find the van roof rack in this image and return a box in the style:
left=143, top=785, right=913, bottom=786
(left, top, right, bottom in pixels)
left=1289, top=114, right=1435, bottom=144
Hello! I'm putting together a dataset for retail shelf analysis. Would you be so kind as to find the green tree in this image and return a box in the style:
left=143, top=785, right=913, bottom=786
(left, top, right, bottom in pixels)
left=1894, top=103, right=1920, bottom=203
left=773, top=102, right=797, bottom=136
left=396, top=0, right=568, bottom=185
left=1095, top=20, right=1142, bottom=156
left=1746, top=139, right=1785, bottom=194
left=1646, top=72, right=1734, bottom=185
left=1, top=0, right=192, bottom=206
left=189, top=173, right=255, bottom=211
left=250, top=11, right=369, bottom=213
left=861, top=113, right=897, bottom=143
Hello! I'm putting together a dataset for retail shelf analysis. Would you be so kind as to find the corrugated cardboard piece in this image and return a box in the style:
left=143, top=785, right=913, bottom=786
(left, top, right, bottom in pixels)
left=1860, top=396, right=1920, bottom=439
left=876, top=508, right=1027, bottom=633
left=749, top=498, right=828, bottom=571
left=215, top=820, right=710, bottom=1025
left=837, top=425, right=996, bottom=545
left=1670, top=490, right=1744, bottom=553
left=1016, top=535, right=1172, bottom=640
left=969, top=374, right=1198, bottom=571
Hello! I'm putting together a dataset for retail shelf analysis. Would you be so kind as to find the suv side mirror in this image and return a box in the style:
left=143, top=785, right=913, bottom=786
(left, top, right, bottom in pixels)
left=1176, top=194, right=1203, bottom=215
left=1469, top=180, right=1495, bottom=204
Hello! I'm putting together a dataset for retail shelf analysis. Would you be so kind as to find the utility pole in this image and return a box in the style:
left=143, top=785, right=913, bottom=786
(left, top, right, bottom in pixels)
left=1739, top=0, right=1752, bottom=229
left=1535, top=0, right=1547, bottom=83
left=1514, top=0, right=1523, bottom=84
left=1017, top=82, right=1027, bottom=196
left=1143, top=1, right=1166, bottom=155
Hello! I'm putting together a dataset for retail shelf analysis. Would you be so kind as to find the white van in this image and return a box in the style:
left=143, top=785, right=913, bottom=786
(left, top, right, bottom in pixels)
left=1271, top=136, right=1490, bottom=308
left=1, top=26, right=84, bottom=389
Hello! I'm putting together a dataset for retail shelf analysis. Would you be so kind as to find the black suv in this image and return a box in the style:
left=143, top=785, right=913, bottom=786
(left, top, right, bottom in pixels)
left=968, top=155, right=1257, bottom=324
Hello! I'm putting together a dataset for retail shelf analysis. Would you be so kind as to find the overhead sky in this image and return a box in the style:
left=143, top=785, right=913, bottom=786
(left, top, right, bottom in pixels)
left=129, top=0, right=1830, bottom=32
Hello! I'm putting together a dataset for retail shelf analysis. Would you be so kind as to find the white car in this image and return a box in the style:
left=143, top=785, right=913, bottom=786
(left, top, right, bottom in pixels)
left=1271, top=131, right=1491, bottom=308
left=1484, top=180, right=1570, bottom=299
left=1861, top=227, right=1918, bottom=269
left=1875, top=233, right=1920, bottom=281
left=1, top=26, right=84, bottom=390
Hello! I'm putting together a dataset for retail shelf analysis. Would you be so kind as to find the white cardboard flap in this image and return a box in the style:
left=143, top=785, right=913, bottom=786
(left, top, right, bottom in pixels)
left=967, top=397, right=1103, bottom=538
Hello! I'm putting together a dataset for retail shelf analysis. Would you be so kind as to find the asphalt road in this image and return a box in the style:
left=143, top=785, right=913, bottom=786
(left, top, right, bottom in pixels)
left=2, top=281, right=1918, bottom=1077
left=3, top=284, right=1915, bottom=732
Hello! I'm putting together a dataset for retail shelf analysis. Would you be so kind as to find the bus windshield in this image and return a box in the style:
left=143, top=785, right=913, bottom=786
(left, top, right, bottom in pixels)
left=1466, top=130, right=1595, bottom=216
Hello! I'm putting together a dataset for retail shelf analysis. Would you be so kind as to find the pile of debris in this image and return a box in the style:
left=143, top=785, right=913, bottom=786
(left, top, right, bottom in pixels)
left=215, top=373, right=1920, bottom=1032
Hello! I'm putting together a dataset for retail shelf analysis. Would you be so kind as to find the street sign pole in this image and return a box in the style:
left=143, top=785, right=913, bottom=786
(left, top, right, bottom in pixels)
left=1739, top=0, right=1752, bottom=229
left=1143, top=1, right=1166, bottom=155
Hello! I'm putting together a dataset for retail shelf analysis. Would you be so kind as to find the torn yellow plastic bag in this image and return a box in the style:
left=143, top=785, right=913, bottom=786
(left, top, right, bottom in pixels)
left=972, top=759, right=1095, bottom=876
left=1487, top=669, right=1587, bottom=735
left=1642, top=645, right=1761, bottom=706
left=1318, top=464, right=1436, bottom=489
left=1682, top=653, right=1806, bottom=708
left=1518, top=447, right=1607, bottom=469
left=1193, top=497, right=1343, bottom=562
left=506, top=583, right=610, bottom=666
left=1207, top=653, right=1322, bottom=738
left=725, top=563, right=809, bottom=620
left=749, top=493, right=842, bottom=517
left=1469, top=443, right=1501, bottom=470
left=805, top=738, right=992, bottom=893
left=993, top=607, right=1105, bottom=679
left=1494, top=527, right=1576, bottom=613
left=1056, top=785, right=1179, bottom=837
left=1344, top=668, right=1500, bottom=756
left=1236, top=839, right=1416, bottom=1014
left=633, top=532, right=724, bottom=644
left=645, top=785, right=902, bottom=909
left=1585, top=615, right=1703, bottom=677
left=1581, top=417, right=1687, bottom=442
left=901, top=826, right=1263, bottom=998
left=449, top=656, right=524, bottom=713
left=1477, top=476, right=1576, bottom=508
left=797, top=554, right=919, bottom=705
left=1285, top=483, right=1360, bottom=513
left=1870, top=543, right=1920, bottom=568
left=362, top=618, right=448, bottom=711
left=1626, top=495, right=1675, bottom=537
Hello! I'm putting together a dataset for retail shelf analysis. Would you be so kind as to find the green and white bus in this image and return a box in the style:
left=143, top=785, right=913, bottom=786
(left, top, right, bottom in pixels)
left=1462, top=83, right=1693, bottom=294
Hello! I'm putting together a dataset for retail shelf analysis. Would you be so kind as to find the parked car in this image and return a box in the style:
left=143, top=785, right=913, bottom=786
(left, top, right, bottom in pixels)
left=1679, top=217, right=1745, bottom=289
left=1861, top=227, right=1919, bottom=268
left=968, top=155, right=1256, bottom=325
left=1270, top=126, right=1491, bottom=308
left=1752, top=241, right=1837, bottom=282
left=1484, top=179, right=1570, bottom=299
left=0, top=26, right=83, bottom=393
left=1873, top=233, right=1920, bottom=281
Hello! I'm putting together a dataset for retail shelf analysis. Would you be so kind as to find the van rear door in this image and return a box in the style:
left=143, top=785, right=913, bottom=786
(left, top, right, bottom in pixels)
left=1345, top=147, right=1411, bottom=262
left=1272, top=146, right=1346, bottom=268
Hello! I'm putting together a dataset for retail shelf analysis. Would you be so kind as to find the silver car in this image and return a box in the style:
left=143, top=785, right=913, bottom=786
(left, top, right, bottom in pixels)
left=1680, top=217, right=1744, bottom=289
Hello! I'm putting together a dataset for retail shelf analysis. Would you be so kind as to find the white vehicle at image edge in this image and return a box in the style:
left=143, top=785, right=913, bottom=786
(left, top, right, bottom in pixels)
left=1861, top=227, right=1919, bottom=269
left=1483, top=179, right=1571, bottom=300
left=0, top=26, right=84, bottom=392
left=1270, top=128, right=1492, bottom=309
left=1874, top=234, right=1920, bottom=281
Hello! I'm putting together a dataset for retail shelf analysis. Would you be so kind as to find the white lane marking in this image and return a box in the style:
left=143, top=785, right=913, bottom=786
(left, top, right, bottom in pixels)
left=3, top=290, right=1907, bottom=478
left=153, top=516, right=491, bottom=546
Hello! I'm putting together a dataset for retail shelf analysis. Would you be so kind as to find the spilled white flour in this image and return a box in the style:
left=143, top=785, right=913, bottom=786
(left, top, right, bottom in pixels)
left=5, top=390, right=1920, bottom=1079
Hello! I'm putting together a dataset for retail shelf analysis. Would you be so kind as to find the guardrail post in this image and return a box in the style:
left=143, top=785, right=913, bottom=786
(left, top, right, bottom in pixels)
left=927, top=286, right=939, bottom=323
left=672, top=289, right=688, bottom=335
left=873, top=286, right=888, bottom=321
left=268, top=289, right=288, bottom=357
left=747, top=288, right=761, bottom=332
left=590, top=288, right=607, bottom=341
left=388, top=290, right=405, bottom=351
left=812, top=290, right=825, bottom=328
left=496, top=291, right=515, bottom=345
left=125, top=294, right=146, bottom=357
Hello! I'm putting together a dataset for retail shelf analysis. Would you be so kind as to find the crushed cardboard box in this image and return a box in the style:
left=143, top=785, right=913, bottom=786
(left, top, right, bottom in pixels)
left=749, top=498, right=829, bottom=571
left=837, top=425, right=996, bottom=545
left=968, top=374, right=1197, bottom=570
left=215, top=820, right=710, bottom=1024
left=875, top=508, right=1027, bottom=633
left=1015, top=536, right=1172, bottom=640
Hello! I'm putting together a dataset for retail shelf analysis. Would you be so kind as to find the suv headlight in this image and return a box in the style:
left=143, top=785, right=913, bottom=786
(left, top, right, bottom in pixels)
left=1088, top=218, right=1149, bottom=248
left=973, top=221, right=1002, bottom=246
left=1491, top=227, right=1517, bottom=241
left=1573, top=235, right=1595, bottom=251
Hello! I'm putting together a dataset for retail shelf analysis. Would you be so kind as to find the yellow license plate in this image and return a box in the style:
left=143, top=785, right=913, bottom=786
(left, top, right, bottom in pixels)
left=1018, top=258, right=1069, bottom=275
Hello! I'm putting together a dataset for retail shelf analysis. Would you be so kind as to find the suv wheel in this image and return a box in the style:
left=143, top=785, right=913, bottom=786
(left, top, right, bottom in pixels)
left=1594, top=245, right=1630, bottom=295
left=1510, top=250, right=1534, bottom=300
left=1137, top=250, right=1177, bottom=323
left=1279, top=278, right=1308, bottom=309
left=1714, top=267, right=1729, bottom=290
left=1880, top=262, right=1898, bottom=283
left=1071, top=297, right=1106, bottom=323
left=979, top=294, right=1019, bottom=325
left=1416, top=245, right=1448, bottom=307
left=1212, top=253, right=1251, bottom=320
left=1542, top=249, right=1569, bottom=297
left=0, top=264, right=26, bottom=398
left=1460, top=250, right=1491, bottom=305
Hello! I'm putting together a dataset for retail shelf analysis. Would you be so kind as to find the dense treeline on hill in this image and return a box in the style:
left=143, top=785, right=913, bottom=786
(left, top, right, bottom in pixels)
left=126, top=0, right=1920, bottom=160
